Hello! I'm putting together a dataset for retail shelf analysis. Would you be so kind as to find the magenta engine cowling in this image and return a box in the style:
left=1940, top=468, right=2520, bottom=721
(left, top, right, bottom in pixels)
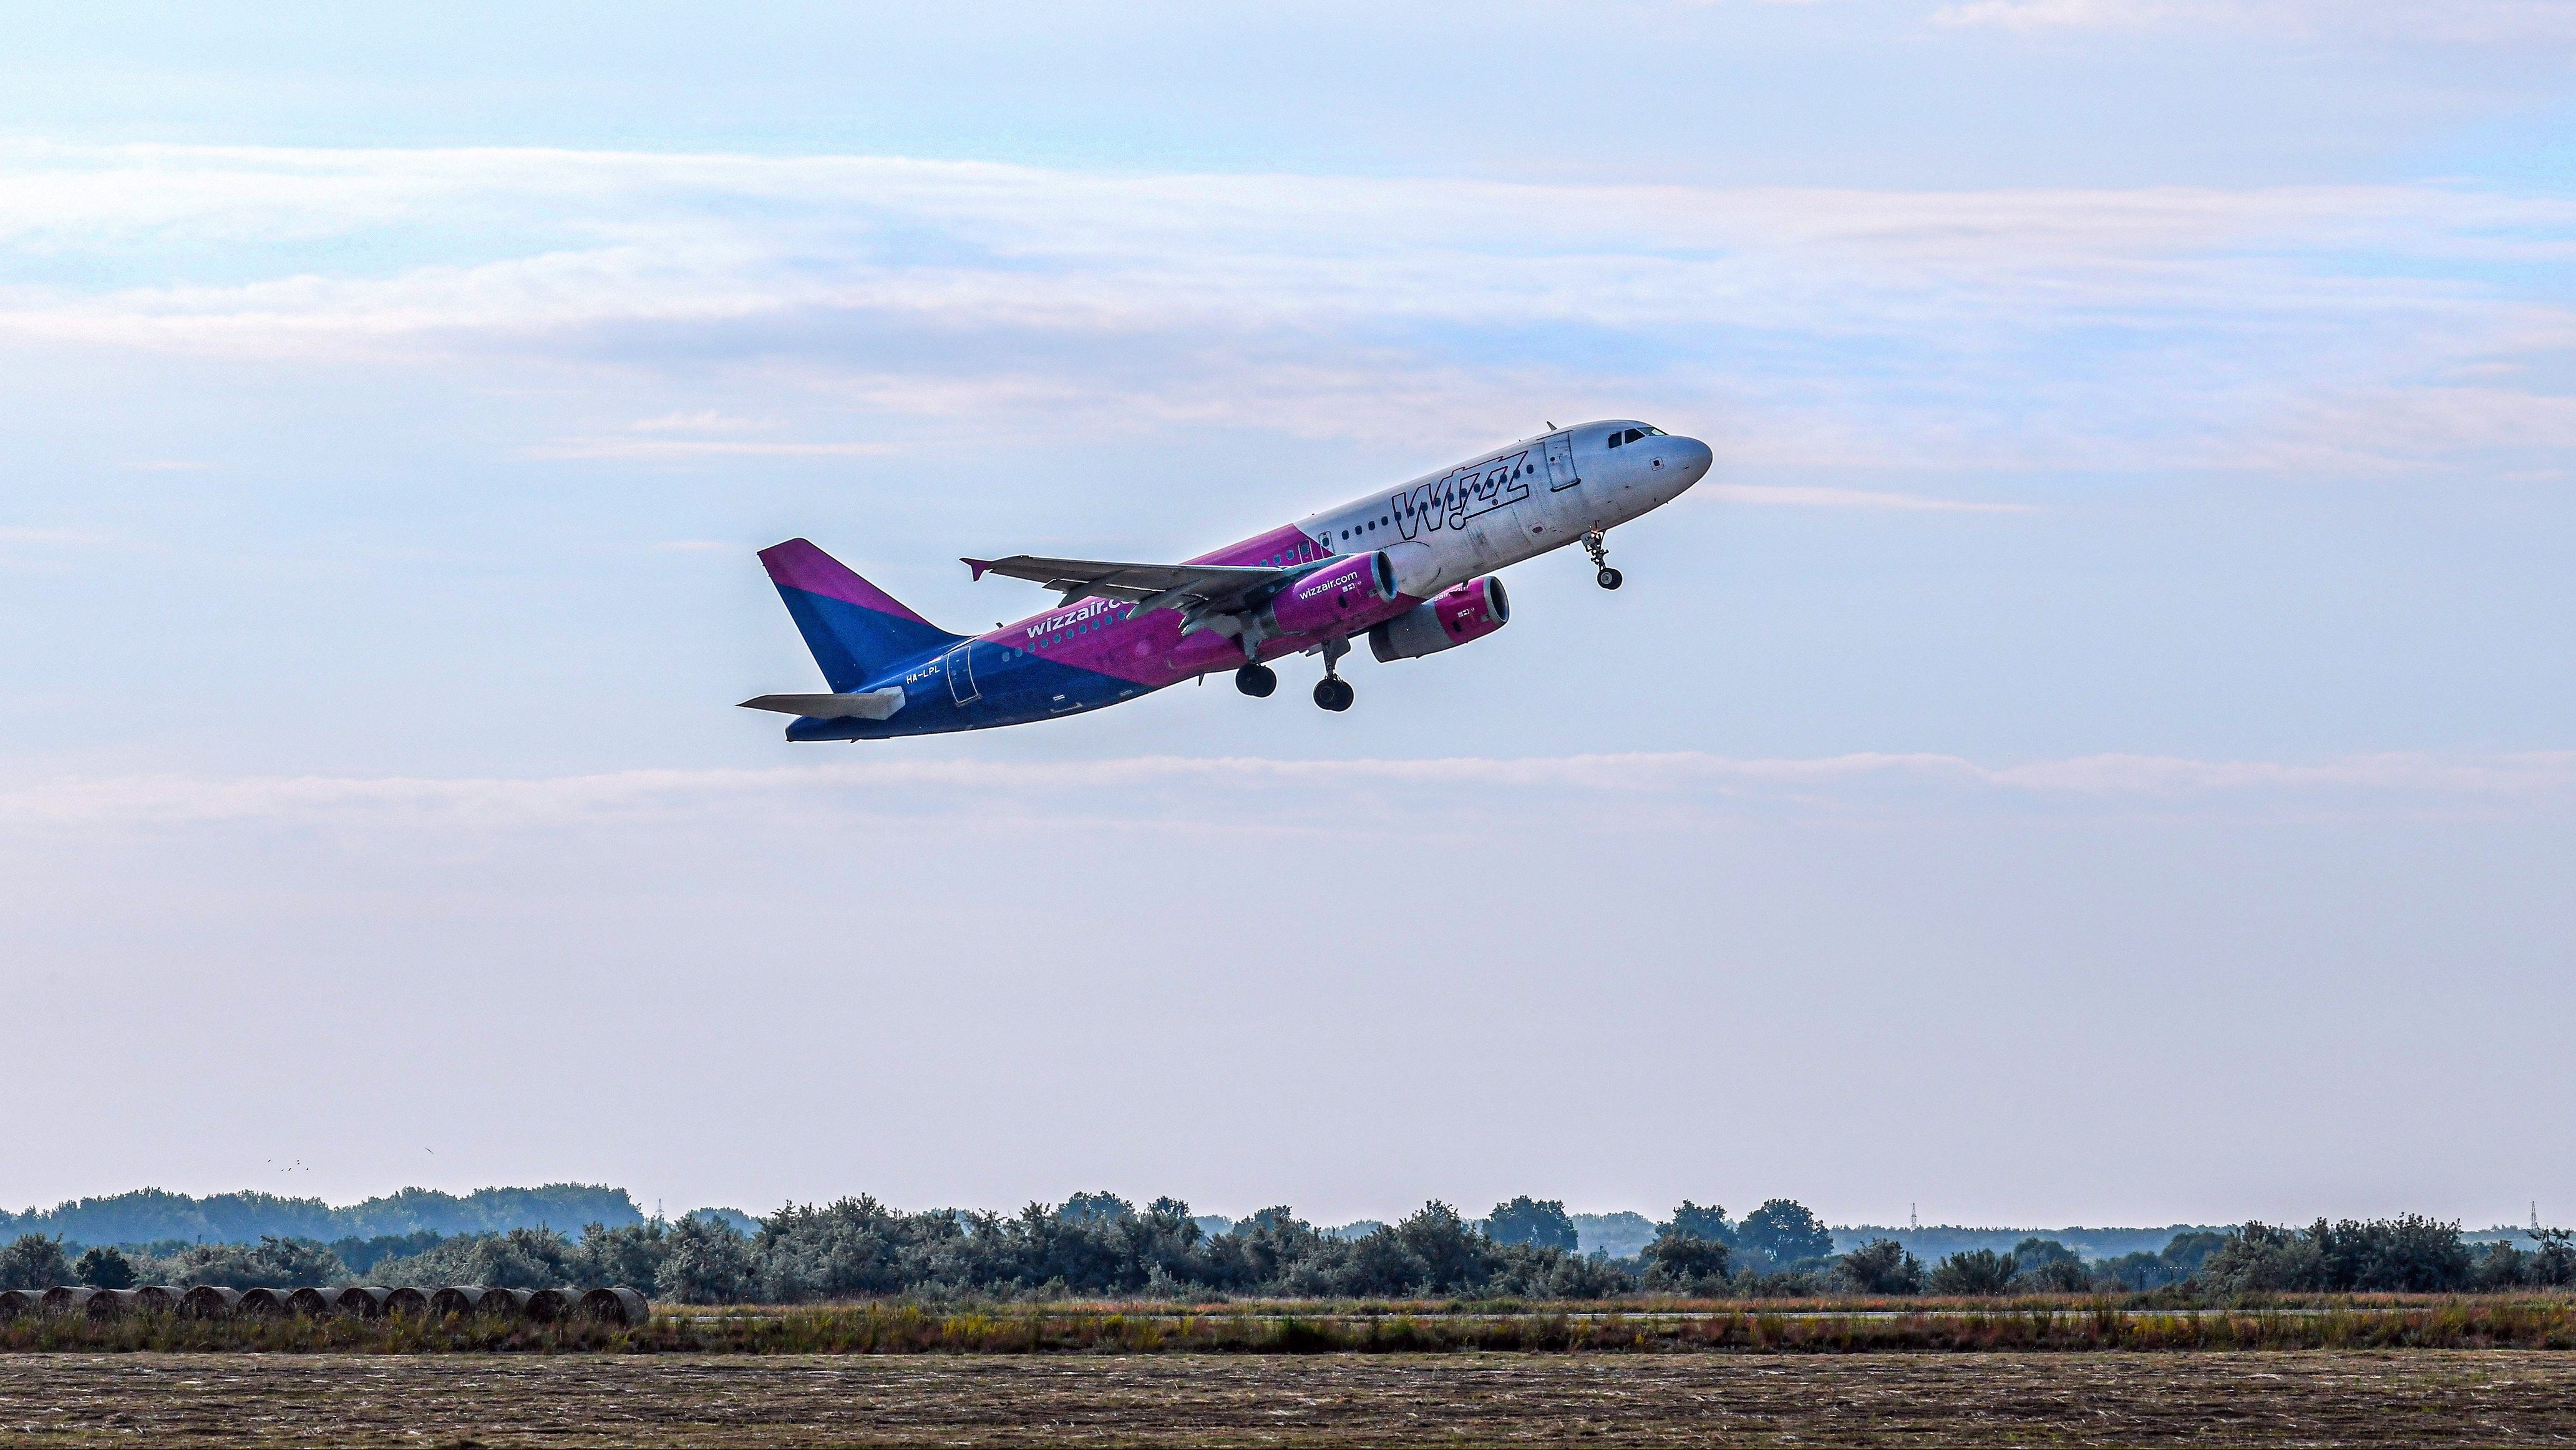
left=1368, top=577, right=1509, bottom=662
left=1265, top=550, right=1397, bottom=637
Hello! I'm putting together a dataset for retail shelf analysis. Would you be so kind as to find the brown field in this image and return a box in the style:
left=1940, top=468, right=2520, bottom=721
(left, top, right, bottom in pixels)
left=5, top=1351, right=2576, bottom=1447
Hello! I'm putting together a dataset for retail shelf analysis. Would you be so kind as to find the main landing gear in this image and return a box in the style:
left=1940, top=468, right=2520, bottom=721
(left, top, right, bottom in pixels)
left=1235, top=663, right=1276, bottom=697
left=1313, top=635, right=1355, bottom=712
left=1584, top=529, right=1623, bottom=590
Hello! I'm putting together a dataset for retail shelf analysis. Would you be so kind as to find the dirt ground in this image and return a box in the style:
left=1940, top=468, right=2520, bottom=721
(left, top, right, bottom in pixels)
left=4, top=1350, right=2574, bottom=1446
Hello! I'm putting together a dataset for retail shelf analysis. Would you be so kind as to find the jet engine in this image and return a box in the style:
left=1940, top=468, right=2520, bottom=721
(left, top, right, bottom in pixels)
left=1264, top=550, right=1397, bottom=637
left=1368, top=577, right=1509, bottom=662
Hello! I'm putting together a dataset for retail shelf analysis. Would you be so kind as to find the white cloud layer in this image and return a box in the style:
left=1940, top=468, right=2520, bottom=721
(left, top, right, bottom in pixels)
left=1, top=142, right=2572, bottom=474
left=6, top=749, right=2568, bottom=832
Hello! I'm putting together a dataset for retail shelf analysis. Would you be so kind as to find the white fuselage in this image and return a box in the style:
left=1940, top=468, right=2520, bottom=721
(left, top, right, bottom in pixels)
left=1296, top=420, right=1709, bottom=597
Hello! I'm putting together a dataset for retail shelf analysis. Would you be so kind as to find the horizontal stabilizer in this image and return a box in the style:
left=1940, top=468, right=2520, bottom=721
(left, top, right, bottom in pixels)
left=738, top=688, right=907, bottom=721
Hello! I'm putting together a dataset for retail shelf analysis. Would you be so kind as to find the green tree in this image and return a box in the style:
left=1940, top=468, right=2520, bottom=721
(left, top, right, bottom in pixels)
left=1665, top=1201, right=1733, bottom=1244
left=73, top=1245, right=135, bottom=1288
left=1482, top=1197, right=1578, bottom=1252
left=0, top=1234, right=72, bottom=1290
left=1738, top=1200, right=1834, bottom=1265
left=656, top=1214, right=756, bottom=1304
left=2532, top=1229, right=2576, bottom=1288
left=2009, top=1237, right=2088, bottom=1292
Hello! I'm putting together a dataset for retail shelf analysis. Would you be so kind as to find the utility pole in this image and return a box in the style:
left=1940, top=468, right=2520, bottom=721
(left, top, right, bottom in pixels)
left=1910, top=1202, right=1918, bottom=1232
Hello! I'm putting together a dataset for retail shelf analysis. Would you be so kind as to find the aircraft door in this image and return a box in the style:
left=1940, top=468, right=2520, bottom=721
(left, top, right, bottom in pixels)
left=1543, top=432, right=1578, bottom=490
left=945, top=641, right=981, bottom=706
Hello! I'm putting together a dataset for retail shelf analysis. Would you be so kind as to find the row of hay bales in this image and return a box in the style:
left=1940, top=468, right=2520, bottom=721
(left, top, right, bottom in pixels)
left=0, top=1284, right=648, bottom=1326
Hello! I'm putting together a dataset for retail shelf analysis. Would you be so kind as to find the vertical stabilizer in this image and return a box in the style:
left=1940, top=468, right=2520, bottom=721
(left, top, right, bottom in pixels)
left=759, top=538, right=961, bottom=691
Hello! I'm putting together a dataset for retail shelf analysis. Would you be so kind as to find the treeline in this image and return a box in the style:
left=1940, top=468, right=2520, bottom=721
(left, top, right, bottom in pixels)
left=7, top=1192, right=2569, bottom=1304
left=0, top=1185, right=641, bottom=1247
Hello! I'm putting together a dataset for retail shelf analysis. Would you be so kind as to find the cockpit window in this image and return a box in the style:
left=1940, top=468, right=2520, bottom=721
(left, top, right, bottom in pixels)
left=1610, top=427, right=1648, bottom=447
left=1607, top=431, right=1625, bottom=448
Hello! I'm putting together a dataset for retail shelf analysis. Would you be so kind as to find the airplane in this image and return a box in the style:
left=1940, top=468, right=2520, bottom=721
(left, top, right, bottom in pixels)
left=742, top=419, right=1713, bottom=737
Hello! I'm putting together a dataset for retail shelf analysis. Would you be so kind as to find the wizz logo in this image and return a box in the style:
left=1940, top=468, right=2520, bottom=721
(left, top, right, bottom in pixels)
left=1393, top=451, right=1532, bottom=542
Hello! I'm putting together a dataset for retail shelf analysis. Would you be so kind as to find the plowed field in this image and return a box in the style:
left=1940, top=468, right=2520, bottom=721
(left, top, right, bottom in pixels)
left=5, top=1350, right=2573, bottom=1446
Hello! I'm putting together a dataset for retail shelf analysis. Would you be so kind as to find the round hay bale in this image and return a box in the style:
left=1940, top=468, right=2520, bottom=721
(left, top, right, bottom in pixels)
left=578, top=1287, right=649, bottom=1326
left=526, top=1287, right=578, bottom=1323
left=178, top=1286, right=241, bottom=1320
left=283, top=1287, right=336, bottom=1318
left=0, top=1288, right=42, bottom=1320
left=428, top=1285, right=484, bottom=1318
left=85, top=1288, right=143, bottom=1321
left=476, top=1287, right=532, bottom=1320
left=234, top=1287, right=290, bottom=1318
left=332, top=1287, right=391, bottom=1319
left=382, top=1287, right=432, bottom=1318
left=132, top=1286, right=182, bottom=1315
left=40, top=1286, right=101, bottom=1316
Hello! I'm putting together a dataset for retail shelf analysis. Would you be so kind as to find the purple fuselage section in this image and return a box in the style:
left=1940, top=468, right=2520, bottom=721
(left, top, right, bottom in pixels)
left=786, top=523, right=1416, bottom=739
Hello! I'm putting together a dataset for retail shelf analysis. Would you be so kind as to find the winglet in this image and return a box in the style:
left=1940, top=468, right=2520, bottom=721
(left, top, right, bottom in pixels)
left=961, top=557, right=992, bottom=581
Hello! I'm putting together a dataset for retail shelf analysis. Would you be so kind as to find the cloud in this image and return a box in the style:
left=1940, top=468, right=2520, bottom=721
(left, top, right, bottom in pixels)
left=4, top=749, right=2566, bottom=834
left=1708, top=484, right=2036, bottom=512
left=528, top=437, right=897, bottom=460
left=2, top=143, right=2573, bottom=475
left=1931, top=0, right=2576, bottom=43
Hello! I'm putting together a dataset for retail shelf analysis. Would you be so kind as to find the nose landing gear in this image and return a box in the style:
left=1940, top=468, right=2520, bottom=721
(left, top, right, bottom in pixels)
left=1313, top=635, right=1355, bottom=712
left=1235, top=663, right=1276, bottom=697
left=1584, top=529, right=1623, bottom=590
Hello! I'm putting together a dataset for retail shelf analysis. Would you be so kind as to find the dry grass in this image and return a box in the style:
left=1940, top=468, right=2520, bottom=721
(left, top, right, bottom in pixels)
left=9, top=1299, right=2576, bottom=1355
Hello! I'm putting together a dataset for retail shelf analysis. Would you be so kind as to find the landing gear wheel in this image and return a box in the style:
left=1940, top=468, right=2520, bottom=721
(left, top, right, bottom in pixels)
left=1597, top=567, right=1624, bottom=590
left=1313, top=678, right=1355, bottom=712
left=1235, top=664, right=1277, bottom=698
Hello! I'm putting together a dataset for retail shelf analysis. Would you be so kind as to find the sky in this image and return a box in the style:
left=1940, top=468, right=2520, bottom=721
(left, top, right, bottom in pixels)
left=1, top=0, right=2571, bottom=1232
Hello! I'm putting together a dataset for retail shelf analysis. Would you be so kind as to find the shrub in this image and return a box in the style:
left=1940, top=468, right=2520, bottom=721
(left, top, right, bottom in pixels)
left=1642, top=1233, right=1731, bottom=1293
left=1835, top=1238, right=1924, bottom=1295
left=1928, top=1248, right=2016, bottom=1295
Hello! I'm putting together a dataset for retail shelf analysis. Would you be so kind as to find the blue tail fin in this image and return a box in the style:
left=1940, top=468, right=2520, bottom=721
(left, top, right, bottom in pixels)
left=759, top=538, right=963, bottom=691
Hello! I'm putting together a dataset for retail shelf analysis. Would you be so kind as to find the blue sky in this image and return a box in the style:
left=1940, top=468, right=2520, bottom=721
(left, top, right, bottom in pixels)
left=2, top=1, right=2570, bottom=1230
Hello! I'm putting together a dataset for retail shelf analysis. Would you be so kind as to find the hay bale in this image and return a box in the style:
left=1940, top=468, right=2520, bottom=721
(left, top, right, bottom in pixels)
left=40, top=1286, right=101, bottom=1316
left=178, top=1286, right=240, bottom=1320
left=428, top=1285, right=484, bottom=1317
left=283, top=1287, right=336, bottom=1318
left=578, top=1287, right=649, bottom=1326
left=332, top=1287, right=391, bottom=1319
left=476, top=1287, right=532, bottom=1320
left=0, top=1288, right=42, bottom=1320
left=382, top=1287, right=432, bottom=1318
left=234, top=1287, right=290, bottom=1318
left=526, top=1287, right=579, bottom=1323
left=132, top=1285, right=182, bottom=1314
left=85, top=1288, right=143, bottom=1321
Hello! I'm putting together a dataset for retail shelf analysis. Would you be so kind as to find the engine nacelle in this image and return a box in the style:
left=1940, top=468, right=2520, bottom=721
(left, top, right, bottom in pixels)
left=1368, top=577, right=1509, bottom=662
left=1265, top=550, right=1396, bottom=637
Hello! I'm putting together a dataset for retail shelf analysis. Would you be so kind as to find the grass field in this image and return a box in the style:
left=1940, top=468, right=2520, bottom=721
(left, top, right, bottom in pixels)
left=4, top=1350, right=2574, bottom=1446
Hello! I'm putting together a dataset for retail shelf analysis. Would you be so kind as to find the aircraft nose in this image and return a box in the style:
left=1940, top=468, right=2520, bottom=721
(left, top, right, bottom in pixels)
left=1673, top=435, right=1713, bottom=485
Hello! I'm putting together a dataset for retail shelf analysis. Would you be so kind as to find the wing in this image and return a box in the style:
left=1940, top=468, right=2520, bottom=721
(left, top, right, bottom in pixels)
left=963, top=554, right=1297, bottom=611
